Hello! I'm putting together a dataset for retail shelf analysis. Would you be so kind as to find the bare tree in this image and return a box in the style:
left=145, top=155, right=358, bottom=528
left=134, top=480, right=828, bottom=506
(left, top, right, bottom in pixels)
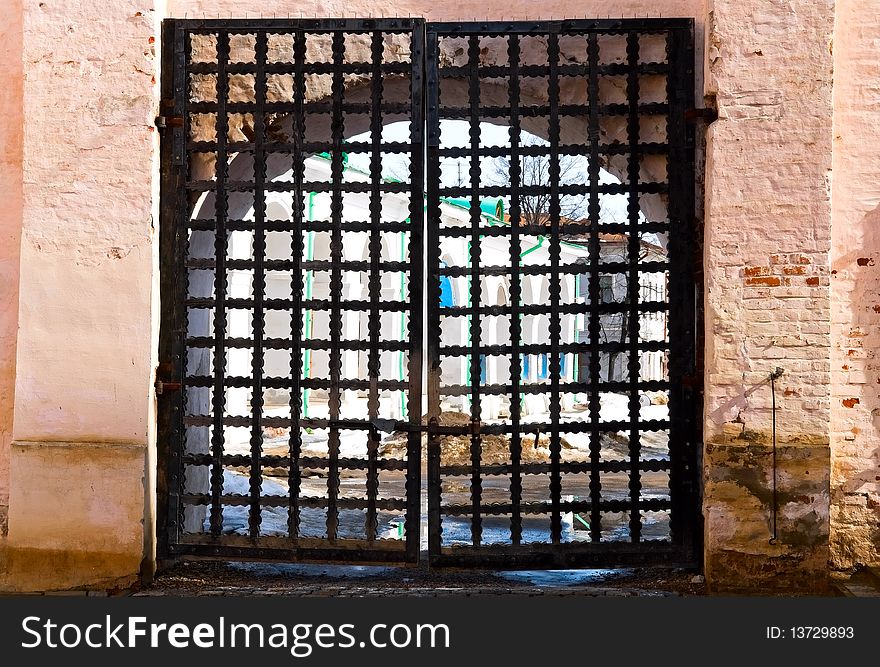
left=384, top=154, right=471, bottom=189
left=488, top=135, right=587, bottom=225
left=383, top=154, right=412, bottom=184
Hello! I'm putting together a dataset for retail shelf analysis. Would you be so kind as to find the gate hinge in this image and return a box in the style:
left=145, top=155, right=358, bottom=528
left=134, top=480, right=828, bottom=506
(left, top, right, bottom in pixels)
left=685, top=95, right=718, bottom=125
left=155, top=115, right=184, bottom=129
left=155, top=379, right=182, bottom=395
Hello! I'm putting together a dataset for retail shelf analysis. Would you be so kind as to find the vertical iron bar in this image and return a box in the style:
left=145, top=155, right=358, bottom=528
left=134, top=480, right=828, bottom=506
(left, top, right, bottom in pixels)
left=326, top=30, right=346, bottom=542
left=406, top=22, right=426, bottom=560
left=625, top=31, right=643, bottom=542
left=288, top=29, right=307, bottom=541
left=506, top=34, right=523, bottom=546
left=209, top=29, right=230, bottom=537
left=547, top=29, right=563, bottom=544
left=466, top=33, right=483, bottom=547
left=425, top=27, right=443, bottom=559
left=665, top=23, right=698, bottom=556
left=586, top=30, right=603, bottom=542
left=160, top=21, right=188, bottom=553
left=365, top=30, right=384, bottom=542
left=248, top=29, right=268, bottom=540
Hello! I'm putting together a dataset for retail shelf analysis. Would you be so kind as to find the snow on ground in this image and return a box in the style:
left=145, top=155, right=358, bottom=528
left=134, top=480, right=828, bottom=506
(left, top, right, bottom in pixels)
left=208, top=391, right=670, bottom=544
left=207, top=470, right=406, bottom=541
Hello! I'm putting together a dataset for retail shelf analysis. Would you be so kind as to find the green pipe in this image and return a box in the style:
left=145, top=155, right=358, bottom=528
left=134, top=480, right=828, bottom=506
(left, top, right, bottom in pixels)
left=307, top=190, right=316, bottom=221
left=519, top=235, right=546, bottom=259
left=302, top=192, right=316, bottom=418
left=516, top=234, right=545, bottom=392
left=465, top=240, right=472, bottom=389
left=573, top=273, right=581, bottom=402
left=398, top=228, right=408, bottom=419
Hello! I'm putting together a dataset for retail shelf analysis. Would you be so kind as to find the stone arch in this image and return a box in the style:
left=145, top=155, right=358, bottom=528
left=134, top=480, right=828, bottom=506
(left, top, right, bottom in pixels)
left=186, top=31, right=669, bottom=220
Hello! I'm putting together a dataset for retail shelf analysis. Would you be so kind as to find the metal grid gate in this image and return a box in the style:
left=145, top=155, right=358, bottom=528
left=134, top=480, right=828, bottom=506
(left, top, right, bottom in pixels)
left=425, top=20, right=698, bottom=567
left=158, top=18, right=425, bottom=563
left=159, top=17, right=699, bottom=568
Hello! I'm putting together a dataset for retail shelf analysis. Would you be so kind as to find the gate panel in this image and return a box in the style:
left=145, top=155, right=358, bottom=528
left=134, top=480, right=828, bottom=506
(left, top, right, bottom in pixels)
left=425, top=20, right=698, bottom=567
left=158, top=19, right=425, bottom=563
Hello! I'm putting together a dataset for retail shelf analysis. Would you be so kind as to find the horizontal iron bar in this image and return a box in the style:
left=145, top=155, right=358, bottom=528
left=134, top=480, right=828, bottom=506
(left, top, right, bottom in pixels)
left=182, top=259, right=408, bottom=273
left=186, top=337, right=410, bottom=352
left=182, top=453, right=409, bottom=471
left=184, top=297, right=409, bottom=312
left=438, top=458, right=671, bottom=476
left=438, top=103, right=668, bottom=119
left=182, top=416, right=671, bottom=436
left=186, top=257, right=407, bottom=272
left=185, top=180, right=412, bottom=194
left=188, top=61, right=412, bottom=75
left=187, top=219, right=412, bottom=233
left=436, top=63, right=668, bottom=78
left=187, top=140, right=414, bottom=155
left=187, top=101, right=412, bottom=115
left=435, top=182, right=668, bottom=197
left=169, top=543, right=411, bottom=564
left=426, top=419, right=670, bottom=435
left=440, top=498, right=671, bottom=516
left=427, top=18, right=692, bottom=33
left=181, top=494, right=408, bottom=511
left=174, top=17, right=423, bottom=31
left=438, top=262, right=669, bottom=277
left=439, top=380, right=670, bottom=395
left=300, top=259, right=409, bottom=271
left=185, top=376, right=409, bottom=390
left=438, top=301, right=668, bottom=316
left=428, top=543, right=690, bottom=569
left=435, top=221, right=671, bottom=238
left=438, top=340, right=668, bottom=355
left=182, top=415, right=408, bottom=432
left=436, top=143, right=669, bottom=158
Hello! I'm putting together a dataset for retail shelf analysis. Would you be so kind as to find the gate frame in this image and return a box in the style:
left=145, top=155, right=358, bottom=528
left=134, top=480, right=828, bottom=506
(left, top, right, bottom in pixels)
left=157, top=16, right=703, bottom=570
left=424, top=18, right=701, bottom=568
left=156, top=17, right=426, bottom=566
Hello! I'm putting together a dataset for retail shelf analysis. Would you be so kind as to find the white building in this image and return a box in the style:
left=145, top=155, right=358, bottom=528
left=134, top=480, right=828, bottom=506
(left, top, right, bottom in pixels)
left=220, top=154, right=668, bottom=423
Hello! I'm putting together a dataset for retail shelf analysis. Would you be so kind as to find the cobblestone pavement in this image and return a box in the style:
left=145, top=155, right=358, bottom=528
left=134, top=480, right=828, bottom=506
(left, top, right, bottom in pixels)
left=132, top=560, right=706, bottom=597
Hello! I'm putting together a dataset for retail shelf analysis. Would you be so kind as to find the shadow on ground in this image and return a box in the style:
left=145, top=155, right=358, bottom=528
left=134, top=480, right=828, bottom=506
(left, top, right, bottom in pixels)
left=135, top=560, right=706, bottom=597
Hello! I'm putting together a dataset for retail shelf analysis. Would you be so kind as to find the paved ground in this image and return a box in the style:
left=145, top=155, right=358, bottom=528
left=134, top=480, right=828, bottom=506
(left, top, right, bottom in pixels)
left=133, top=560, right=707, bottom=597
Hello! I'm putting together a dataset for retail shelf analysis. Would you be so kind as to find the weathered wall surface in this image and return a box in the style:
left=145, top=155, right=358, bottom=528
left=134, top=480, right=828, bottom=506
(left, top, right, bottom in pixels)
left=829, top=0, right=880, bottom=570
left=702, top=0, right=835, bottom=591
left=0, top=0, right=24, bottom=550
left=0, top=0, right=24, bottom=540
left=4, top=0, right=877, bottom=592
left=167, top=0, right=703, bottom=24
left=3, top=0, right=161, bottom=590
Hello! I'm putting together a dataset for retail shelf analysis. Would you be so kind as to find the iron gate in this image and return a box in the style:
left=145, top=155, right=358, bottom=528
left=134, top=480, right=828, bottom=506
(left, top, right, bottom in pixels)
left=425, top=20, right=698, bottom=567
left=158, top=18, right=425, bottom=563
left=158, top=17, right=699, bottom=568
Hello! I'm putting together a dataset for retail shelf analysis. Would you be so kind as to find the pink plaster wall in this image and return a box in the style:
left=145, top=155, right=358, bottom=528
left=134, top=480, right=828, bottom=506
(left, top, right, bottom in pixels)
left=700, top=0, right=836, bottom=590
left=0, top=0, right=24, bottom=536
left=168, top=0, right=704, bottom=23
left=830, top=0, right=880, bottom=569
left=5, top=0, right=869, bottom=590
left=703, top=0, right=834, bottom=444
left=13, top=0, right=160, bottom=443
left=3, top=0, right=161, bottom=590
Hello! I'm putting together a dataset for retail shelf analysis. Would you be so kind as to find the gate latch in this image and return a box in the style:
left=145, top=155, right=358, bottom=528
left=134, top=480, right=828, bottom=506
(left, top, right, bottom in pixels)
left=155, top=379, right=182, bottom=395
left=155, top=362, right=181, bottom=395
